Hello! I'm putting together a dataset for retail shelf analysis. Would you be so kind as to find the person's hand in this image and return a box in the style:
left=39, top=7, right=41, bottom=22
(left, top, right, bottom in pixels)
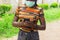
left=18, top=22, right=24, bottom=27
left=18, top=21, right=37, bottom=29
left=18, top=21, right=33, bottom=27
left=24, top=21, right=37, bottom=28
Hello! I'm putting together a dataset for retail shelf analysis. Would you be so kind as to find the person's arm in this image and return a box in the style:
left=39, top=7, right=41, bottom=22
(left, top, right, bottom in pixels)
left=38, top=9, right=46, bottom=30
left=12, top=7, right=25, bottom=28
left=12, top=15, right=20, bottom=27
left=35, top=9, right=46, bottom=30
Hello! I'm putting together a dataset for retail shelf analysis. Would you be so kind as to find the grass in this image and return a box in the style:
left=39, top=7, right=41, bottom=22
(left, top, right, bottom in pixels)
left=0, top=8, right=60, bottom=38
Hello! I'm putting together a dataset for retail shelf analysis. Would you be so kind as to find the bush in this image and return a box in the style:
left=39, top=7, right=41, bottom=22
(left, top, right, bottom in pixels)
left=44, top=8, right=60, bottom=22
left=50, top=2, right=58, bottom=8
left=0, top=4, right=12, bottom=16
left=38, top=4, right=49, bottom=9
left=59, top=4, right=60, bottom=7
left=0, top=14, right=19, bottom=37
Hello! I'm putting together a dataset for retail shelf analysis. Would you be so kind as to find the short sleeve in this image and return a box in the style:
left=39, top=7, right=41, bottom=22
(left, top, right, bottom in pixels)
left=37, top=7, right=44, bottom=17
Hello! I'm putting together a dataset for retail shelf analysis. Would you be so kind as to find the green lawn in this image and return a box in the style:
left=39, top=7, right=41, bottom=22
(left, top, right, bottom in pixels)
left=0, top=8, right=60, bottom=38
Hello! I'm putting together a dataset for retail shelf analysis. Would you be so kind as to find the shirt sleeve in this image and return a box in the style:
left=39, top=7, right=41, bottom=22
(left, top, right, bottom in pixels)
left=38, top=8, right=44, bottom=17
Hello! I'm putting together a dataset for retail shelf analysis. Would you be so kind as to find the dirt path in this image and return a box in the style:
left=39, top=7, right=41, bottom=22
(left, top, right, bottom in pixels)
left=2, top=20, right=60, bottom=40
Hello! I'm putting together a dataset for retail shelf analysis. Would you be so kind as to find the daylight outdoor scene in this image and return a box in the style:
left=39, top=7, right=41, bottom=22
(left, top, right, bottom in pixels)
left=0, top=0, right=60, bottom=40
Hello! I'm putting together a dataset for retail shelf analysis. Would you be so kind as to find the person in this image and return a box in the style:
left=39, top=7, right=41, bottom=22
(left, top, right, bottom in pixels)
left=12, top=0, right=46, bottom=40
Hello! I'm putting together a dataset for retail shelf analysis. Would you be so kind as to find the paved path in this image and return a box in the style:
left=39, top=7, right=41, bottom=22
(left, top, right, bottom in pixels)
left=2, top=20, right=60, bottom=40
left=39, top=20, right=60, bottom=40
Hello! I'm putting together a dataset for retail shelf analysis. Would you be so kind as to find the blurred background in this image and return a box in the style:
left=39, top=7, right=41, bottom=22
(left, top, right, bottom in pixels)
left=0, top=0, right=60, bottom=40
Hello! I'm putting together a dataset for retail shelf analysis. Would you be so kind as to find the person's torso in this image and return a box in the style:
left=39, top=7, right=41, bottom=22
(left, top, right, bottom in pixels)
left=19, top=7, right=40, bottom=24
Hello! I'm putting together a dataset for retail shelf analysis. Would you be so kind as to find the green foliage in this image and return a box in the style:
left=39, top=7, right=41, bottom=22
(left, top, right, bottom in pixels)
left=44, top=8, right=60, bottom=22
left=0, top=13, right=19, bottom=38
left=0, top=4, right=12, bottom=16
left=50, top=2, right=58, bottom=8
left=38, top=4, right=49, bottom=9
left=59, top=4, right=60, bottom=7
